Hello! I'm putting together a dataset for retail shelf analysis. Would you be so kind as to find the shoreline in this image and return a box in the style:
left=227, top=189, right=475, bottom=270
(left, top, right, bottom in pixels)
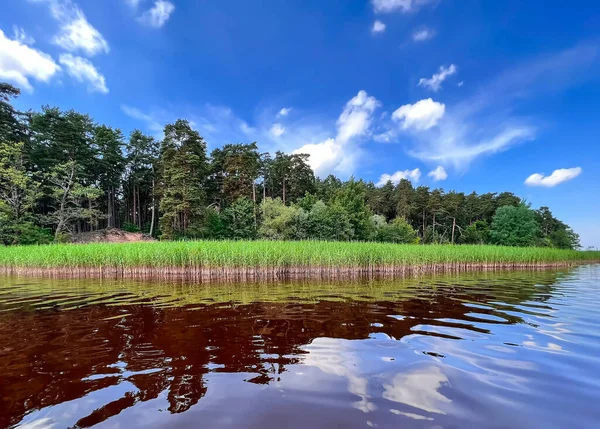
left=2, top=261, right=598, bottom=281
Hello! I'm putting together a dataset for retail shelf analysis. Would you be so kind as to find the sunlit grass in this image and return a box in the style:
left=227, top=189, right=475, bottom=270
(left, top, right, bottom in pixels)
left=0, top=241, right=598, bottom=272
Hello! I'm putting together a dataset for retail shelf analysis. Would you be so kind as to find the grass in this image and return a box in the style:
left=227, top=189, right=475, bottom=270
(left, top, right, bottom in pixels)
left=0, top=241, right=598, bottom=279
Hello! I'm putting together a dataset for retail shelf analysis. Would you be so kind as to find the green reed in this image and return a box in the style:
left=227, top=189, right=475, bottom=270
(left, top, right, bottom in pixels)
left=0, top=241, right=598, bottom=272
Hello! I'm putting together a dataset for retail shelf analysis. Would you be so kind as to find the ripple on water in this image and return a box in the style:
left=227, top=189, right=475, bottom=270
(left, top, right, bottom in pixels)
left=0, top=265, right=599, bottom=429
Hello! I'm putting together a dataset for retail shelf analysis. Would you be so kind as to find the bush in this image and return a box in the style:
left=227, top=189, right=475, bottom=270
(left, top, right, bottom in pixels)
left=489, top=204, right=539, bottom=247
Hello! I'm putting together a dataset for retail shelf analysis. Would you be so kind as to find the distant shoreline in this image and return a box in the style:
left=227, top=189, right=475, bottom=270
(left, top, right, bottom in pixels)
left=0, top=241, right=598, bottom=281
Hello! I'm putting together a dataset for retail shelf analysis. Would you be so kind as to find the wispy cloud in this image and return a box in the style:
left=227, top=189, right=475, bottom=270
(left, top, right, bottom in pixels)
left=138, top=0, right=175, bottom=28
left=269, top=123, right=285, bottom=137
left=397, top=44, right=599, bottom=169
left=372, top=0, right=437, bottom=14
left=412, top=27, right=435, bottom=42
left=418, top=64, right=457, bottom=92
left=59, top=53, right=108, bottom=93
left=277, top=107, right=292, bottom=118
left=525, top=167, right=582, bottom=187
left=31, top=0, right=109, bottom=56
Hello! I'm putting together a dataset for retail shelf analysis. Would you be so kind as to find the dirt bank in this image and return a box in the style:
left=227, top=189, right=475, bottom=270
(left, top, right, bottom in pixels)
left=70, top=228, right=155, bottom=244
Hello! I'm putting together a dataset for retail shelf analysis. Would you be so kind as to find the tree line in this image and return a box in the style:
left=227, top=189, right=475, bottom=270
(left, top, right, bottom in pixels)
left=0, top=82, right=580, bottom=248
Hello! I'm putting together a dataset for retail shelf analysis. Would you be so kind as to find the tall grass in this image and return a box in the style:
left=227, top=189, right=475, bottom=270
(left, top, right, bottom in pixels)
left=0, top=241, right=598, bottom=279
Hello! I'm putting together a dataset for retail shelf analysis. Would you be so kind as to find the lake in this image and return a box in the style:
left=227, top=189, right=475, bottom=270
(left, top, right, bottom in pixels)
left=1, top=265, right=599, bottom=428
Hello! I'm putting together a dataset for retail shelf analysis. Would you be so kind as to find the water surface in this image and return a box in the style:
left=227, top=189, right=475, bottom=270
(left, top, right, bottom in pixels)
left=1, top=266, right=599, bottom=428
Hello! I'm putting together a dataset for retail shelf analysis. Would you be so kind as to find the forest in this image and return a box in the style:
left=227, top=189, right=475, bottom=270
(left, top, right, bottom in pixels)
left=0, top=82, right=581, bottom=249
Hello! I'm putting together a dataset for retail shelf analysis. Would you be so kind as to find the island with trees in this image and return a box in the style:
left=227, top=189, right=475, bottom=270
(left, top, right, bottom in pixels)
left=0, top=82, right=597, bottom=278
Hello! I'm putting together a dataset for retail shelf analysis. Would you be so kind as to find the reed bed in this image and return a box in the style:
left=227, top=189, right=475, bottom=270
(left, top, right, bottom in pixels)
left=0, top=241, right=598, bottom=280
left=0, top=241, right=600, bottom=280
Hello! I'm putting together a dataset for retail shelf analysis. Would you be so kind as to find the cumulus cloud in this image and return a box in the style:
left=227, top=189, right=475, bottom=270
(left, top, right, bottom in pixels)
left=269, top=123, right=285, bottom=137
left=277, top=107, right=292, bottom=117
left=376, top=168, right=421, bottom=186
left=525, top=167, right=582, bottom=187
left=412, top=27, right=435, bottom=41
left=293, top=90, right=380, bottom=176
left=372, top=0, right=436, bottom=13
left=0, top=29, right=60, bottom=92
left=428, top=166, right=447, bottom=181
left=138, top=0, right=175, bottom=28
left=372, top=20, right=386, bottom=34
left=392, top=98, right=445, bottom=130
left=418, top=64, right=457, bottom=92
left=31, top=0, right=110, bottom=56
left=59, top=54, right=108, bottom=93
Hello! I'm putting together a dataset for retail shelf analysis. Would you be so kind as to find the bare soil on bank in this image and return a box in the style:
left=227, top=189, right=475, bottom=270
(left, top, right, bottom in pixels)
left=70, top=228, right=155, bottom=244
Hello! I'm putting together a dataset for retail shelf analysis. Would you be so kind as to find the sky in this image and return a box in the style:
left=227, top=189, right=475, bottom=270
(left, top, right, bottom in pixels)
left=2, top=0, right=599, bottom=247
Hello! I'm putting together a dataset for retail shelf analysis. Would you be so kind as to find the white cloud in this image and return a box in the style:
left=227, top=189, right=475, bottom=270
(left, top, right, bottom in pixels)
left=13, top=26, right=35, bottom=45
left=33, top=0, right=110, bottom=56
left=59, top=54, right=107, bottom=93
left=377, top=168, right=421, bottom=186
left=392, top=98, right=445, bottom=130
left=412, top=27, right=435, bottom=41
left=294, top=90, right=380, bottom=176
left=457, top=81, right=464, bottom=87
left=418, top=64, right=457, bottom=92
left=270, top=123, right=285, bottom=137
left=277, top=107, right=292, bottom=117
left=525, top=167, right=582, bottom=187
left=0, top=29, right=60, bottom=92
left=383, top=366, right=451, bottom=415
left=372, top=0, right=436, bottom=13
left=372, top=20, right=386, bottom=34
left=138, top=0, right=175, bottom=28
left=404, top=45, right=599, bottom=169
left=428, top=166, right=447, bottom=181
left=411, top=126, right=535, bottom=169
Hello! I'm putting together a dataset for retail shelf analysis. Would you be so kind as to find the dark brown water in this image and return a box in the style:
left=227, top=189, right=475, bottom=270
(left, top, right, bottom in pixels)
left=1, top=266, right=599, bottom=429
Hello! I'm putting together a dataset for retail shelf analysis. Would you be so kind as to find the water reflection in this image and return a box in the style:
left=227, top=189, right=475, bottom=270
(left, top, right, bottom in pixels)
left=0, top=266, right=599, bottom=428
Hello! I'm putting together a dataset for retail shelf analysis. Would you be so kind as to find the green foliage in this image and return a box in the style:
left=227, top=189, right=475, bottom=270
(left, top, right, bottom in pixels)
left=372, top=216, right=419, bottom=243
left=158, top=120, right=208, bottom=239
left=258, top=197, right=297, bottom=240
left=460, top=221, right=490, bottom=245
left=490, top=205, right=539, bottom=247
left=224, top=197, right=257, bottom=239
left=332, top=179, right=373, bottom=241
left=0, top=80, right=587, bottom=248
left=122, top=222, right=141, bottom=233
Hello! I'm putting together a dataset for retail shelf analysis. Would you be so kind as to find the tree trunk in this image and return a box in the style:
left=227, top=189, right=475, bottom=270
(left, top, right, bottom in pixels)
left=282, top=178, right=286, bottom=204
left=107, top=187, right=114, bottom=228
left=132, top=184, right=137, bottom=228
left=451, top=217, right=456, bottom=244
left=137, top=186, right=141, bottom=228
left=252, top=181, right=257, bottom=228
left=149, top=172, right=156, bottom=237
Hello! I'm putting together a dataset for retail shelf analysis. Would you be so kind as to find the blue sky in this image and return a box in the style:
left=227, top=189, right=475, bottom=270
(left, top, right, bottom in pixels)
left=2, top=0, right=600, bottom=247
